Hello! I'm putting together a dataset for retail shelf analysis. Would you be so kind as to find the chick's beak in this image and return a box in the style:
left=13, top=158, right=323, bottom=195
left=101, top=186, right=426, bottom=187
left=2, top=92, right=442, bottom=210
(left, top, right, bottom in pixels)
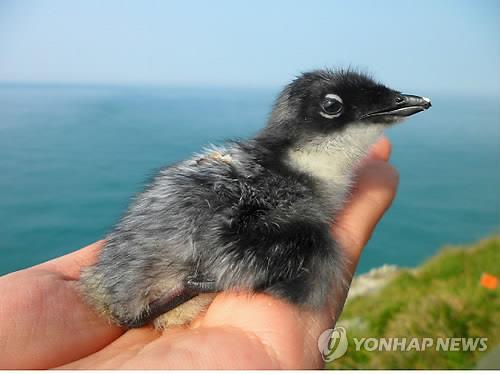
left=361, top=94, right=432, bottom=119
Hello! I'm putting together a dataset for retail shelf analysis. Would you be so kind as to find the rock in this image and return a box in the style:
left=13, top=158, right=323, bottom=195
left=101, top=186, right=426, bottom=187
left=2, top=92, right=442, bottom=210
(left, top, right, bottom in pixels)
left=347, top=264, right=400, bottom=300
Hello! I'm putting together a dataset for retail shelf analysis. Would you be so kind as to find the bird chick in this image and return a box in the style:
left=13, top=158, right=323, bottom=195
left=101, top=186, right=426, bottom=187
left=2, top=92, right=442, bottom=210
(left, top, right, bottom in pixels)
left=80, top=69, right=431, bottom=329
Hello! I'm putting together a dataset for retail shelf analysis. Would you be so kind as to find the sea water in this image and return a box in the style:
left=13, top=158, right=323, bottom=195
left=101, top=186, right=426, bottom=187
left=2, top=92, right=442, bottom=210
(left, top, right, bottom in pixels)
left=0, top=84, right=498, bottom=275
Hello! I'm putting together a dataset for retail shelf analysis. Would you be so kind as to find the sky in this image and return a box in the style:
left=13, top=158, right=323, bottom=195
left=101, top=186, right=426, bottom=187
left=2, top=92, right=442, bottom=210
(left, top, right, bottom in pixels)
left=0, top=0, right=499, bottom=96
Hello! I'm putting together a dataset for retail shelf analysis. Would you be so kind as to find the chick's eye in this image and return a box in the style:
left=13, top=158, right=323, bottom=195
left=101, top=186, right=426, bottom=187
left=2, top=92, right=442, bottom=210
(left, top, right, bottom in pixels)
left=320, top=94, right=343, bottom=118
left=322, top=99, right=342, bottom=114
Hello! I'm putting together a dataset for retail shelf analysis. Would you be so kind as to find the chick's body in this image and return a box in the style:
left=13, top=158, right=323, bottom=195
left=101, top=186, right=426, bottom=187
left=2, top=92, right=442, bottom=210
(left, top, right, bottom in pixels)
left=81, top=141, right=342, bottom=328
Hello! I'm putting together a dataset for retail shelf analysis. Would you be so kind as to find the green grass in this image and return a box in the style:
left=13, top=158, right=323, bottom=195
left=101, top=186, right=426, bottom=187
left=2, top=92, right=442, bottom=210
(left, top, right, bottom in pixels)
left=327, top=236, right=500, bottom=369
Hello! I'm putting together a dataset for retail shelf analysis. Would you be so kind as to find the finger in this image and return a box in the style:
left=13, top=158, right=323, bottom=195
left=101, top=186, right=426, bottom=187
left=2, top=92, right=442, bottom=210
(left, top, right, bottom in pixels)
left=367, top=136, right=392, bottom=161
left=334, top=159, right=399, bottom=272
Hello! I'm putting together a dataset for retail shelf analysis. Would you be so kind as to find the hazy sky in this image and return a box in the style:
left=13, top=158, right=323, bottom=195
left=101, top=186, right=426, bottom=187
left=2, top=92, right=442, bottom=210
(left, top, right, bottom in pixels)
left=1, top=0, right=499, bottom=95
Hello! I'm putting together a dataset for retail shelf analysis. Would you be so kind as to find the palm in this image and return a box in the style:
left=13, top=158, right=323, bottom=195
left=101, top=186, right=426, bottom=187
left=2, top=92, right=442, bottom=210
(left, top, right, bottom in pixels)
left=0, top=138, right=397, bottom=369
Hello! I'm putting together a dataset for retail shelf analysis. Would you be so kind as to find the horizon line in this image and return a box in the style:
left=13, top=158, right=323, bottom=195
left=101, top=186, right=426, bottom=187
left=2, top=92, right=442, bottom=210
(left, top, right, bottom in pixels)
left=0, top=79, right=499, bottom=99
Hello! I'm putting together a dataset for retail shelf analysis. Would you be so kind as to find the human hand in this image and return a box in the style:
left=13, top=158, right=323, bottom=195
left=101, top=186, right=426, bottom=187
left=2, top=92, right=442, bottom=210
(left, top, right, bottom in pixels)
left=0, top=137, right=398, bottom=369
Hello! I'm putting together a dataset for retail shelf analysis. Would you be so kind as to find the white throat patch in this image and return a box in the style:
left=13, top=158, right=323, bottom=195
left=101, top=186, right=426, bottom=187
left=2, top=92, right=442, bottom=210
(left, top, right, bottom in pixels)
left=286, top=123, right=385, bottom=186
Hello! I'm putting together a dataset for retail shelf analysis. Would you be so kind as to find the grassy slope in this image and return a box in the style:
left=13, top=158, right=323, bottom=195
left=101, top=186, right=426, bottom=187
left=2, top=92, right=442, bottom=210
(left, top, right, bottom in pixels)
left=328, top=236, right=500, bottom=369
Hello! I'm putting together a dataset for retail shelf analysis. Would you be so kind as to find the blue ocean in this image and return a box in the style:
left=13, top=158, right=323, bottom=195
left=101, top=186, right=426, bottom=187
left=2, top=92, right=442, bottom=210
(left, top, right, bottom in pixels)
left=0, top=84, right=498, bottom=276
